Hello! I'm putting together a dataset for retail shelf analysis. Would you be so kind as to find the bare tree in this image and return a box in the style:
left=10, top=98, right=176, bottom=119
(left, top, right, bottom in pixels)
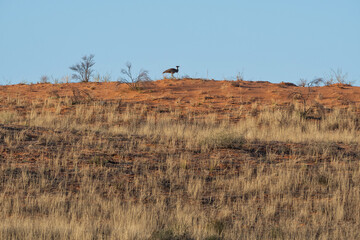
left=69, top=54, right=95, bottom=82
left=118, top=62, right=151, bottom=91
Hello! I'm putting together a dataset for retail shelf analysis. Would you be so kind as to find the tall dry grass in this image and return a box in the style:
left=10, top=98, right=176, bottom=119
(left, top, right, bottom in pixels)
left=0, top=95, right=360, bottom=239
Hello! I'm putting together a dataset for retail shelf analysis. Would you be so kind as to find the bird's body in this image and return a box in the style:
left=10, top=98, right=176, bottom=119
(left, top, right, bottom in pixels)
left=163, top=66, right=179, bottom=78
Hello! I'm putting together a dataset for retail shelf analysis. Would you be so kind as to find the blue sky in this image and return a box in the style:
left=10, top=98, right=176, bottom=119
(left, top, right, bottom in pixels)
left=1, top=0, right=359, bottom=85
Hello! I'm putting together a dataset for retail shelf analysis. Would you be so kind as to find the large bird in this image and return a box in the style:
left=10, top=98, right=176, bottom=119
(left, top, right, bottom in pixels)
left=163, top=66, right=179, bottom=78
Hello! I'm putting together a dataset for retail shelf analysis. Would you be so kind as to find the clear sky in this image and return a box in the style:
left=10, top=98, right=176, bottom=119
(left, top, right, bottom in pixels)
left=1, top=0, right=359, bottom=85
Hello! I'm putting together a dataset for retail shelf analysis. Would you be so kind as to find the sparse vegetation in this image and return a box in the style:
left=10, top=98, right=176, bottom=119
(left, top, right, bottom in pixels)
left=298, top=77, right=324, bottom=88
left=118, top=62, right=151, bottom=91
left=39, top=75, right=49, bottom=84
left=290, top=78, right=328, bottom=119
left=69, top=54, right=95, bottom=83
left=297, top=78, right=308, bottom=87
left=298, top=69, right=352, bottom=88
left=93, top=73, right=111, bottom=83
left=236, top=72, right=244, bottom=81
left=326, top=68, right=352, bottom=86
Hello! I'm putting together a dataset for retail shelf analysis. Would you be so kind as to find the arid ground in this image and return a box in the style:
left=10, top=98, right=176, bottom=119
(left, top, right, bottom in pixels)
left=1, top=79, right=360, bottom=239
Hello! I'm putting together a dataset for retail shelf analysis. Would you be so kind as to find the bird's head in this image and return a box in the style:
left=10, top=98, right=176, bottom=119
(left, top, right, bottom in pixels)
left=176, top=66, right=180, bottom=68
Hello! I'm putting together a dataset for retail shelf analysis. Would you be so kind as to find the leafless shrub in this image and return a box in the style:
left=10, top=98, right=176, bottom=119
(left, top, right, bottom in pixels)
left=325, top=69, right=352, bottom=86
left=236, top=72, right=245, bottom=81
left=181, top=74, right=191, bottom=79
left=309, top=78, right=324, bottom=87
left=60, top=75, right=70, bottom=84
left=51, top=76, right=60, bottom=84
left=297, top=79, right=308, bottom=87
left=69, top=54, right=95, bottom=82
left=118, top=62, right=151, bottom=91
left=40, top=75, right=49, bottom=84
left=298, top=78, right=324, bottom=87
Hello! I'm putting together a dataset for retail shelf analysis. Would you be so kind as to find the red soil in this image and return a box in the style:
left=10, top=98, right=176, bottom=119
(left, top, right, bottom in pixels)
left=0, top=79, right=359, bottom=112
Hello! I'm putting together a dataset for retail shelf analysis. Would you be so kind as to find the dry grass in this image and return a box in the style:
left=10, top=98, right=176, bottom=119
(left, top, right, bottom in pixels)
left=0, top=94, right=360, bottom=239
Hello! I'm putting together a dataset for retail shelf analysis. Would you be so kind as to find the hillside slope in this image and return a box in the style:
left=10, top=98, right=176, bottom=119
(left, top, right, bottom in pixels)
left=1, top=79, right=359, bottom=112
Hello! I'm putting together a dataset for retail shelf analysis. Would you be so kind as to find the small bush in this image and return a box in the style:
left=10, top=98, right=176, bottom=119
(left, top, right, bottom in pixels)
left=236, top=72, right=244, bottom=81
left=40, top=75, right=49, bottom=84
left=118, top=62, right=151, bottom=91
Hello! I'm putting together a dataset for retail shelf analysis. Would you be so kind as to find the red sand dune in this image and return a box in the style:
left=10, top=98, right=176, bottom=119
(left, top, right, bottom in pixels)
left=1, top=79, right=359, bottom=112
